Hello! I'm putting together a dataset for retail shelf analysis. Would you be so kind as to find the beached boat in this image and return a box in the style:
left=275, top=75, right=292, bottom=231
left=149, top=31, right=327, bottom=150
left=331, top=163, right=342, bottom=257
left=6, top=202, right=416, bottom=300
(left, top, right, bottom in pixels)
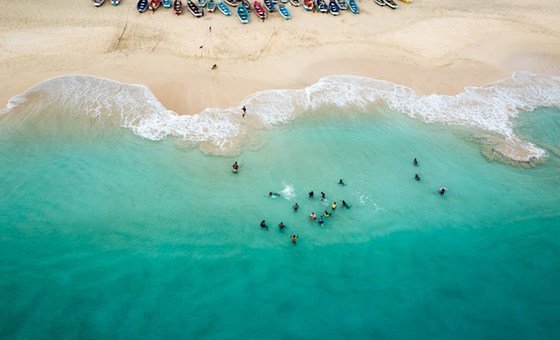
left=225, top=0, right=238, bottom=6
left=111, top=0, right=121, bottom=6
left=399, top=0, right=412, bottom=3
left=173, top=0, right=183, bottom=13
left=374, top=0, right=384, bottom=6
left=253, top=1, right=266, bottom=19
left=303, top=0, right=314, bottom=11
left=316, top=0, right=327, bottom=12
left=272, top=0, right=277, bottom=3
left=348, top=0, right=358, bottom=13
left=241, top=0, right=252, bottom=12
left=278, top=4, right=291, bottom=19
left=383, top=0, right=397, bottom=9
left=150, top=0, right=162, bottom=11
left=289, top=0, right=300, bottom=6
left=93, top=0, right=106, bottom=6
left=137, top=0, right=149, bottom=12
left=187, top=0, right=204, bottom=16
left=335, top=0, right=347, bottom=10
left=162, top=0, right=173, bottom=8
left=263, top=0, right=275, bottom=12
left=198, top=0, right=208, bottom=8
left=237, top=3, right=250, bottom=23
left=207, top=0, right=216, bottom=11
left=217, top=1, right=231, bottom=14
left=280, top=0, right=288, bottom=3
left=328, top=0, right=339, bottom=15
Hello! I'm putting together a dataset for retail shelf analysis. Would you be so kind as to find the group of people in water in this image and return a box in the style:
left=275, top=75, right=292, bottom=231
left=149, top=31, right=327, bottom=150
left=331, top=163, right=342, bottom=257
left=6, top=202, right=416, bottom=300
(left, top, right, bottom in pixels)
left=413, top=157, right=447, bottom=195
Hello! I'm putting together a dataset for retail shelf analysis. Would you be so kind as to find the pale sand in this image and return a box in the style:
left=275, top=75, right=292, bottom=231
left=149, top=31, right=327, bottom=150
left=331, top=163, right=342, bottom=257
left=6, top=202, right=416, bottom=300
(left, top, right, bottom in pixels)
left=1, top=0, right=560, bottom=114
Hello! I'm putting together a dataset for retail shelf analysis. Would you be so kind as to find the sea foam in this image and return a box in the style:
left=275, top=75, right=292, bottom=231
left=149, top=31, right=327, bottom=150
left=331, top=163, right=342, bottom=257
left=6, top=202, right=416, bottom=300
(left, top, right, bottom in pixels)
left=2, top=72, right=560, bottom=162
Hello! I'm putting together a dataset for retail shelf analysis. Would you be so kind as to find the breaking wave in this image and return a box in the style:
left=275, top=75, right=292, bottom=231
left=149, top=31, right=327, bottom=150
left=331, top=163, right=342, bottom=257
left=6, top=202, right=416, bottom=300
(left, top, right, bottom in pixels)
left=2, top=72, right=560, bottom=162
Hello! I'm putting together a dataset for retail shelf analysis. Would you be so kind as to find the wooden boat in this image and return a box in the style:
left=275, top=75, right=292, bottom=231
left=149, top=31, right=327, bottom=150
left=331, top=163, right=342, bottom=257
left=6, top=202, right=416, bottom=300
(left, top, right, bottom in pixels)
left=280, top=0, right=288, bottom=3
left=187, top=0, right=204, bottom=16
left=316, top=0, right=327, bottom=12
left=348, top=0, right=358, bottom=13
left=253, top=1, right=266, bottom=19
left=207, top=0, right=217, bottom=11
left=263, top=0, right=275, bottom=12
left=335, top=0, right=347, bottom=10
left=137, top=0, right=149, bottom=12
left=328, top=0, right=339, bottom=15
left=303, top=0, right=314, bottom=11
left=93, top=0, right=106, bottom=6
left=225, top=0, right=238, bottom=6
left=237, top=3, right=250, bottom=23
left=289, top=0, right=300, bottom=6
left=111, top=0, right=121, bottom=6
left=399, top=0, right=413, bottom=3
left=150, top=0, right=162, bottom=11
left=383, top=0, right=397, bottom=9
left=162, top=0, right=173, bottom=8
left=278, top=4, right=291, bottom=19
left=173, top=0, right=183, bottom=13
left=374, top=0, right=385, bottom=6
left=241, top=0, right=252, bottom=12
left=198, top=0, right=208, bottom=8
left=217, top=1, right=232, bottom=15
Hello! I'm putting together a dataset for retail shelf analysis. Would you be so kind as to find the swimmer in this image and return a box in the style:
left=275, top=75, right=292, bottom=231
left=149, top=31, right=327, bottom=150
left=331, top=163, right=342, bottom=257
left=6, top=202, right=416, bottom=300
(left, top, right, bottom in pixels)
left=309, top=212, right=317, bottom=220
left=320, top=192, right=326, bottom=200
left=332, top=202, right=337, bottom=210
left=413, top=157, right=418, bottom=166
left=268, top=192, right=281, bottom=198
left=279, top=222, right=286, bottom=230
left=342, top=200, right=350, bottom=208
left=318, top=216, right=324, bottom=225
left=291, top=234, right=298, bottom=244
left=324, top=211, right=330, bottom=218
left=414, top=174, right=420, bottom=181
left=292, top=203, right=299, bottom=211
left=260, top=220, right=267, bottom=229
left=232, top=161, right=239, bottom=173
left=439, top=187, right=447, bottom=195
left=338, top=179, right=345, bottom=185
left=308, top=191, right=314, bottom=198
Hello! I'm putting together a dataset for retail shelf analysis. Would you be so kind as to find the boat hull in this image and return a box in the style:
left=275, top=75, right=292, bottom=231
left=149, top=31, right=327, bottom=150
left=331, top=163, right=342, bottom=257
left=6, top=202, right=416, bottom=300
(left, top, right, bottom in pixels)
left=93, top=0, right=106, bottom=6
left=217, top=1, right=232, bottom=15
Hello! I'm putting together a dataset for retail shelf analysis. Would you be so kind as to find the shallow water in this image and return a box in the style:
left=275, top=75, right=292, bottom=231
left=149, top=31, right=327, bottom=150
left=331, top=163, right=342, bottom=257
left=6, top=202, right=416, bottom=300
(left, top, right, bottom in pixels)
left=1, top=106, right=560, bottom=338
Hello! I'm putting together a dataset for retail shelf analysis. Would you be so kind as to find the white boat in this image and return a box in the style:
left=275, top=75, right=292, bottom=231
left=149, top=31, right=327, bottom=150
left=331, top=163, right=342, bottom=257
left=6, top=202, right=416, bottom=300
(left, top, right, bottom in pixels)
left=383, top=0, right=398, bottom=9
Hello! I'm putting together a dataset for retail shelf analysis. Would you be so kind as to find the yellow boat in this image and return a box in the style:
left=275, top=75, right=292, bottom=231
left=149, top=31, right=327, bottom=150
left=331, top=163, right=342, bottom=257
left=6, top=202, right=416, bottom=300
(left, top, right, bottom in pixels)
left=399, top=0, right=413, bottom=3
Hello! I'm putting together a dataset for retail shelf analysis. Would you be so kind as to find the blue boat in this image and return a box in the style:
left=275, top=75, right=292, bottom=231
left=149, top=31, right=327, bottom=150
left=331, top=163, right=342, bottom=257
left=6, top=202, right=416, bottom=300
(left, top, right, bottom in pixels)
left=278, top=4, right=290, bottom=19
left=237, top=3, right=250, bottom=23
left=263, top=0, right=275, bottom=11
left=162, top=0, right=173, bottom=7
left=207, top=0, right=216, bottom=11
left=217, top=1, right=232, bottom=15
left=315, top=0, right=327, bottom=12
left=137, top=0, right=149, bottom=12
left=348, top=0, right=358, bottom=14
left=328, top=0, right=339, bottom=15
left=111, top=0, right=121, bottom=6
left=198, top=0, right=208, bottom=7
left=335, top=0, right=346, bottom=10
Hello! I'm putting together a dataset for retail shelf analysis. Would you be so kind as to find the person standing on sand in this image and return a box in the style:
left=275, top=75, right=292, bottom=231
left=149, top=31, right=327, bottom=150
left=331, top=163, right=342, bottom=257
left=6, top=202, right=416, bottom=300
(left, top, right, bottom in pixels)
left=242, top=105, right=246, bottom=117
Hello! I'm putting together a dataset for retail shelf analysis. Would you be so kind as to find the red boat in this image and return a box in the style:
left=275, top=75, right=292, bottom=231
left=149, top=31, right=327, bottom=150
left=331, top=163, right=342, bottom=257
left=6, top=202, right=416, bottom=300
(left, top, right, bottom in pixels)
left=150, top=0, right=162, bottom=10
left=303, top=0, right=314, bottom=10
left=253, top=1, right=266, bottom=19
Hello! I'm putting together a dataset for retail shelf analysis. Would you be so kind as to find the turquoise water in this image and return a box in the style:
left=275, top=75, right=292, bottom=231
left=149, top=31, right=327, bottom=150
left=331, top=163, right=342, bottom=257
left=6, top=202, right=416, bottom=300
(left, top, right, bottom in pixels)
left=1, top=106, right=560, bottom=338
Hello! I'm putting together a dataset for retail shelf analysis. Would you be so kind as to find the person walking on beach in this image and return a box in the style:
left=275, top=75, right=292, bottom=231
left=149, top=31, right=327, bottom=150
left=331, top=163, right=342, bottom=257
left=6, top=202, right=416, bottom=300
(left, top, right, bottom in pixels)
left=242, top=105, right=246, bottom=117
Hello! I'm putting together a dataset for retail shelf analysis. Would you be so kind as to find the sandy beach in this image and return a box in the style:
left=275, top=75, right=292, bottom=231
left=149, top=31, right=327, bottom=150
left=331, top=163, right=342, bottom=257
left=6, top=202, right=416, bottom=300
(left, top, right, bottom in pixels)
left=1, top=0, right=560, bottom=114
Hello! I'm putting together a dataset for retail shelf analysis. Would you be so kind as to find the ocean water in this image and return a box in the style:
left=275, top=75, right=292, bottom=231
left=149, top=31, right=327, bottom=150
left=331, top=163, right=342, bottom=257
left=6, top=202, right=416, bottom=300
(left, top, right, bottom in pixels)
left=1, top=77, right=560, bottom=338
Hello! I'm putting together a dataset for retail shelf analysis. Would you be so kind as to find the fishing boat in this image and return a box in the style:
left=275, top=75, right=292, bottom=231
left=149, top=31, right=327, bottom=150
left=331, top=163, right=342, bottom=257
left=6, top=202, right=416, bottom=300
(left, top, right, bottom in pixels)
left=303, top=0, right=314, bottom=11
left=237, top=3, right=250, bottom=23
left=217, top=1, right=231, bottom=15
left=241, top=0, right=252, bottom=12
left=207, top=0, right=216, bottom=11
left=316, top=0, right=327, bottom=12
left=187, top=0, right=204, bottom=16
left=328, top=0, right=339, bottom=15
left=93, top=0, right=106, bottom=6
left=225, top=0, right=238, bottom=6
left=263, top=0, right=275, bottom=12
left=198, top=0, right=208, bottom=8
left=173, top=0, right=183, bottom=13
left=374, top=0, right=385, bottom=6
left=348, top=0, right=358, bottom=13
left=278, top=4, right=291, bottom=19
left=335, top=0, right=347, bottom=10
left=150, top=0, right=162, bottom=11
left=253, top=1, right=266, bottom=19
left=162, top=0, right=172, bottom=7
left=280, top=0, right=288, bottom=3
left=399, top=0, right=413, bottom=3
left=383, top=0, right=398, bottom=9
left=137, top=0, right=149, bottom=12
left=111, top=0, right=121, bottom=6
left=289, top=0, right=300, bottom=6
left=272, top=0, right=277, bottom=3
